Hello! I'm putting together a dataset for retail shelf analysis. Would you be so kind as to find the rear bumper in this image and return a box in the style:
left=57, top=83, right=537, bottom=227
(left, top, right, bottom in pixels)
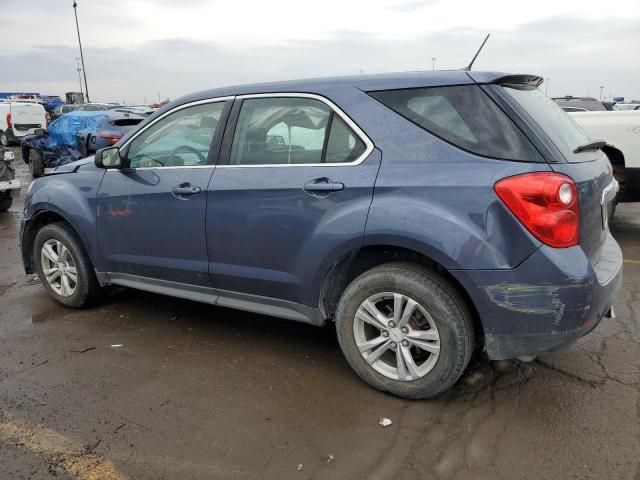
left=0, top=179, right=21, bottom=198
left=6, top=127, right=41, bottom=141
left=452, top=233, right=623, bottom=360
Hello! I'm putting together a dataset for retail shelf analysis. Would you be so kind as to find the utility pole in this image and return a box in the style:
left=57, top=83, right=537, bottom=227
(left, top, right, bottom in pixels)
left=431, top=57, right=437, bottom=70
left=75, top=57, right=84, bottom=100
left=599, top=85, right=604, bottom=100
left=73, top=1, right=90, bottom=102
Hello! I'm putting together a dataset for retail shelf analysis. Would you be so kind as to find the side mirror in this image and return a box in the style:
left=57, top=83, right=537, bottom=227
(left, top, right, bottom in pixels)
left=95, top=146, right=123, bottom=169
left=34, top=128, right=46, bottom=137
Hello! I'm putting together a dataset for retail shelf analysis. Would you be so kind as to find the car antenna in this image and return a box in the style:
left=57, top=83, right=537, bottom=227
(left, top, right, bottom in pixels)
left=463, top=34, right=490, bottom=71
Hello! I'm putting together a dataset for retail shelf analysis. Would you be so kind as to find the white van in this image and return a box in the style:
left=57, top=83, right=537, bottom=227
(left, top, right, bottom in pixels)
left=0, top=102, right=47, bottom=146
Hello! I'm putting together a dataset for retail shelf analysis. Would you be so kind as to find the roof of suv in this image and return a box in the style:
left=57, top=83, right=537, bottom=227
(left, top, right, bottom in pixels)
left=174, top=70, right=538, bottom=107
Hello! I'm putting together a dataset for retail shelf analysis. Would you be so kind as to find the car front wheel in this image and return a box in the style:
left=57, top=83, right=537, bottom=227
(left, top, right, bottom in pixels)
left=335, top=262, right=474, bottom=399
left=34, top=223, right=102, bottom=308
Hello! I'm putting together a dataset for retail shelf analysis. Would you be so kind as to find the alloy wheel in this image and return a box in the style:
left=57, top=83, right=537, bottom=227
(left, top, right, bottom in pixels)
left=353, top=292, right=440, bottom=381
left=40, top=239, right=78, bottom=297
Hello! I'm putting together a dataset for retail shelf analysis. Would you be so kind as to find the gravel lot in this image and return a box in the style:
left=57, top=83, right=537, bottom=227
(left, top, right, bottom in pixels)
left=1, top=146, right=639, bottom=479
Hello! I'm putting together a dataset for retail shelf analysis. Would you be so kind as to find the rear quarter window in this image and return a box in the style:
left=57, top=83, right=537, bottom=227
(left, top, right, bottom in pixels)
left=369, top=85, right=542, bottom=162
left=502, top=85, right=593, bottom=162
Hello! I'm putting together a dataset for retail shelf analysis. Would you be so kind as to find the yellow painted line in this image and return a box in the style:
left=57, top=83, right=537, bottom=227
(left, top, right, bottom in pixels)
left=0, top=420, right=127, bottom=480
left=623, top=259, right=640, bottom=265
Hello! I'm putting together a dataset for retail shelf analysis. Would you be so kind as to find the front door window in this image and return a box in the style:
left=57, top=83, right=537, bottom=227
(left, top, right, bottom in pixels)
left=127, top=102, right=226, bottom=168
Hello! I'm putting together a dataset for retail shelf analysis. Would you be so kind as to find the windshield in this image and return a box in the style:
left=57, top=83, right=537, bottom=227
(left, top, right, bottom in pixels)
left=502, top=85, right=592, bottom=159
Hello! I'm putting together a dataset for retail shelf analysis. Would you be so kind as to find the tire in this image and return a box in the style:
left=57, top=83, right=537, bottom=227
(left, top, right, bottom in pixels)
left=0, top=195, right=13, bottom=212
left=0, top=131, right=8, bottom=147
left=28, top=148, right=45, bottom=177
left=335, top=262, right=474, bottom=399
left=33, top=223, right=102, bottom=308
left=0, top=196, right=12, bottom=212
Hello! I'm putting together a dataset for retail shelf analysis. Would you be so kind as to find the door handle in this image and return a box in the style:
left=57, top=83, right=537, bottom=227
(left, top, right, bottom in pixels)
left=303, top=178, right=345, bottom=193
left=172, top=183, right=202, bottom=196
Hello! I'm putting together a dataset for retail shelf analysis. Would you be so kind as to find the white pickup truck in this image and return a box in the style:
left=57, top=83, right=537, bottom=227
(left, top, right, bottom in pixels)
left=570, top=111, right=640, bottom=203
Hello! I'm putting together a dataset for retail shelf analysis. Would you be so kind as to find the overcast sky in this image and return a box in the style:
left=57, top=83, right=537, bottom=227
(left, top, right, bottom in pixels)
left=1, top=0, right=639, bottom=103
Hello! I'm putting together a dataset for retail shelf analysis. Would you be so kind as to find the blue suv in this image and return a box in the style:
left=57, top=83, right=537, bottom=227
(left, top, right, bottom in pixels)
left=20, top=71, right=622, bottom=398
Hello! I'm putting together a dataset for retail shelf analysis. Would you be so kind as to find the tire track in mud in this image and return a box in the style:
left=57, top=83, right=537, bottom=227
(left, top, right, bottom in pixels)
left=362, top=360, right=534, bottom=480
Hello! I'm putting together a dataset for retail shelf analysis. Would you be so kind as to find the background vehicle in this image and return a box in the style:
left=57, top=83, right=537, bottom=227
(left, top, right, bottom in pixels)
left=38, top=95, right=64, bottom=113
left=0, top=101, right=47, bottom=146
left=553, top=96, right=615, bottom=112
left=570, top=110, right=640, bottom=204
left=111, top=106, right=155, bottom=116
left=84, top=112, right=145, bottom=152
left=21, top=110, right=144, bottom=177
left=21, top=71, right=622, bottom=399
left=65, top=92, right=85, bottom=104
left=51, top=104, right=80, bottom=121
left=0, top=146, right=20, bottom=212
left=615, top=103, right=640, bottom=111
left=74, top=103, right=112, bottom=112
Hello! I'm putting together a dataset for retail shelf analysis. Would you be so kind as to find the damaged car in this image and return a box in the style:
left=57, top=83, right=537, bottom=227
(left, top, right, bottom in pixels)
left=0, top=146, right=20, bottom=212
left=21, top=110, right=144, bottom=177
left=20, top=71, right=622, bottom=399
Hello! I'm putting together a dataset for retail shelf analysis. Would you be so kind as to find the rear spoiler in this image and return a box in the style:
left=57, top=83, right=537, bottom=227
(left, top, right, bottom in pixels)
left=467, top=72, right=544, bottom=88
left=490, top=74, right=543, bottom=88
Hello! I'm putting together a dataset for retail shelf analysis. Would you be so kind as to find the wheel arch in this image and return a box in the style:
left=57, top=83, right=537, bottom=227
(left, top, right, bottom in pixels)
left=22, top=209, right=88, bottom=274
left=318, top=244, right=485, bottom=345
left=602, top=144, right=625, bottom=194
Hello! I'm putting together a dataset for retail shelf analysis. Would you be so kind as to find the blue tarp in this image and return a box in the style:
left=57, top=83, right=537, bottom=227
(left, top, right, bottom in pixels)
left=47, top=110, right=105, bottom=149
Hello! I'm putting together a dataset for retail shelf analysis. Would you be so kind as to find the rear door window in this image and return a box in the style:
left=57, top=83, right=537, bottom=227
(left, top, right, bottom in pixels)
left=369, top=85, right=542, bottom=162
left=229, top=97, right=367, bottom=165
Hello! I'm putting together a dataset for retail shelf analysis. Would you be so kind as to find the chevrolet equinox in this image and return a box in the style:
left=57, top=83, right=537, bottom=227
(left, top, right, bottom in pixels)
left=20, top=71, right=622, bottom=398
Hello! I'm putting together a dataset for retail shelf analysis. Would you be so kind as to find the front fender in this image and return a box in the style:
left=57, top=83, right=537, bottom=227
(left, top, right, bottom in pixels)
left=22, top=170, right=105, bottom=271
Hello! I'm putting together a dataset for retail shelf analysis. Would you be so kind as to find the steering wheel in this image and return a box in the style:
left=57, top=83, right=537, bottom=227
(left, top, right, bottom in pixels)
left=170, top=145, right=206, bottom=165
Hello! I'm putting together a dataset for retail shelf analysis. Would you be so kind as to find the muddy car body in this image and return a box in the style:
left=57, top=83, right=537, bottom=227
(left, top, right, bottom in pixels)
left=20, top=71, right=622, bottom=398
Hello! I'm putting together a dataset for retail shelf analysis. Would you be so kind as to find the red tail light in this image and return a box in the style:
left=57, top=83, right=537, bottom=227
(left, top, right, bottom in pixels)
left=494, top=172, right=579, bottom=248
left=6, top=113, right=11, bottom=129
left=98, top=133, right=122, bottom=146
left=45, top=112, right=50, bottom=128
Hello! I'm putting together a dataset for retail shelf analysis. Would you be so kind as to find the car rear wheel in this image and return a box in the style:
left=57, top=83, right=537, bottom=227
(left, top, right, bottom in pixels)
left=34, top=223, right=102, bottom=308
left=0, top=131, right=8, bottom=147
left=28, top=148, right=44, bottom=177
left=335, top=262, right=474, bottom=399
